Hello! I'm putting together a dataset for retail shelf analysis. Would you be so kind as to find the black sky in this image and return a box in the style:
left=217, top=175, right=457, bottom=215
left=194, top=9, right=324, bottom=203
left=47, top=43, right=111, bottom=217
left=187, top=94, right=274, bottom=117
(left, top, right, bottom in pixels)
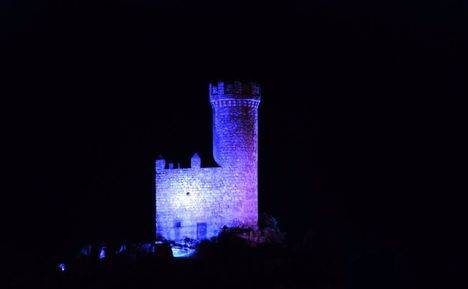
left=1, top=0, right=466, bottom=282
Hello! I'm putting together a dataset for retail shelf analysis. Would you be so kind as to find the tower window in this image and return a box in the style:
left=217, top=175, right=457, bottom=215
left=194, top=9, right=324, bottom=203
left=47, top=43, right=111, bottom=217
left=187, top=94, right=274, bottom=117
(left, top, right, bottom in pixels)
left=186, top=192, right=190, bottom=196
left=174, top=221, right=181, bottom=228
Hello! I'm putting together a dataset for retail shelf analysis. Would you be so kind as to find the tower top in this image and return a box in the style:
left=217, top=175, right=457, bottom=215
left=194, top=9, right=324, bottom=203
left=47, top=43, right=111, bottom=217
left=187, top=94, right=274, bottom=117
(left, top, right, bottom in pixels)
left=209, top=81, right=261, bottom=104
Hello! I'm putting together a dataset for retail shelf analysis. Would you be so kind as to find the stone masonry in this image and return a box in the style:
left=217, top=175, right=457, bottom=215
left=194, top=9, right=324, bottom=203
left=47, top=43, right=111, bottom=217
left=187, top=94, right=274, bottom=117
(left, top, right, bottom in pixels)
left=155, top=81, right=260, bottom=242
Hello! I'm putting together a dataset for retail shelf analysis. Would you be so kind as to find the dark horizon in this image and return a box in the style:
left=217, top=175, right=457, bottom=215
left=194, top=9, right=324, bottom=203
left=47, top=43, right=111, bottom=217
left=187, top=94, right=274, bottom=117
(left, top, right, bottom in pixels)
left=1, top=1, right=465, bottom=286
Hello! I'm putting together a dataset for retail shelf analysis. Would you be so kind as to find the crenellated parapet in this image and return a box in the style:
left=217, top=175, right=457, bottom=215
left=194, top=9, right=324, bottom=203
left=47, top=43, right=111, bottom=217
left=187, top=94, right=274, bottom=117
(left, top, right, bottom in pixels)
left=210, top=98, right=260, bottom=108
left=155, top=153, right=202, bottom=172
left=155, top=155, right=166, bottom=171
left=209, top=81, right=261, bottom=106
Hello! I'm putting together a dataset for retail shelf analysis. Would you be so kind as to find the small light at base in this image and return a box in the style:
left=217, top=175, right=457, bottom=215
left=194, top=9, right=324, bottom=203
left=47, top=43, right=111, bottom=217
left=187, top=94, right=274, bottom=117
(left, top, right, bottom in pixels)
left=57, top=263, right=66, bottom=272
left=99, top=247, right=106, bottom=260
left=171, top=246, right=196, bottom=258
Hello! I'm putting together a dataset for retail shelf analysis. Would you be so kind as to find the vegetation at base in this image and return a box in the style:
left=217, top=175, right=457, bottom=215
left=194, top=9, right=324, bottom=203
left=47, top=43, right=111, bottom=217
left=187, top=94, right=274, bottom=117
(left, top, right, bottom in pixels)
left=4, top=214, right=403, bottom=289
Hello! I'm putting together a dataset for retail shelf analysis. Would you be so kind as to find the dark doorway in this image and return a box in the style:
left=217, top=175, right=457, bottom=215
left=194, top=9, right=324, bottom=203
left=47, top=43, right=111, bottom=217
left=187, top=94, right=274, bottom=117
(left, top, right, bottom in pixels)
left=197, top=223, right=207, bottom=240
left=174, top=221, right=182, bottom=240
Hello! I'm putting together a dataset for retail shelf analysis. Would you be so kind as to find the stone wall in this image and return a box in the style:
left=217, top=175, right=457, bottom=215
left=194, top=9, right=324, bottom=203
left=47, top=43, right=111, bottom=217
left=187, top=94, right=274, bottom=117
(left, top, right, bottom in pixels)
left=156, top=164, right=225, bottom=241
left=155, top=81, right=260, bottom=242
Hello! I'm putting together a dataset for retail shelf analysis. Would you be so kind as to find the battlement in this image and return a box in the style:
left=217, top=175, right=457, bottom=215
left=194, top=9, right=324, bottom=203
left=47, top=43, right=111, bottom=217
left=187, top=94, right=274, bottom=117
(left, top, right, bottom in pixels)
left=209, top=81, right=261, bottom=107
left=155, top=153, right=204, bottom=171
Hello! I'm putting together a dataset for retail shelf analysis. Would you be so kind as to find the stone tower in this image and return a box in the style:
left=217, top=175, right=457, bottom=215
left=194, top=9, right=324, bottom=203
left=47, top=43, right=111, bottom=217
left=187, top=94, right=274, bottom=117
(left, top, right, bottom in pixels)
left=155, top=81, right=261, bottom=242
left=210, top=81, right=261, bottom=228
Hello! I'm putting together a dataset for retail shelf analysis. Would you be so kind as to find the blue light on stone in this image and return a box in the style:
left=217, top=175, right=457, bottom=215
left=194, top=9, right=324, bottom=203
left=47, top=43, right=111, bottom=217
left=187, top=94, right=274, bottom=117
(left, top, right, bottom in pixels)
left=155, top=81, right=261, bottom=243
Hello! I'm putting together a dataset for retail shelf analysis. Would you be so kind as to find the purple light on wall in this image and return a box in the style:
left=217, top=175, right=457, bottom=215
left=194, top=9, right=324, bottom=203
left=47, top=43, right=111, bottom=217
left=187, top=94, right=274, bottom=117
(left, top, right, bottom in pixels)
left=155, top=81, right=261, bottom=242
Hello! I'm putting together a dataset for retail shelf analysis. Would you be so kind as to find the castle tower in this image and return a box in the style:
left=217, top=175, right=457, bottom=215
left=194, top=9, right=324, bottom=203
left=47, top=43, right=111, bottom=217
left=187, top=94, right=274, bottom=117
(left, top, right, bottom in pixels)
left=209, top=81, right=261, bottom=227
left=155, top=81, right=261, bottom=243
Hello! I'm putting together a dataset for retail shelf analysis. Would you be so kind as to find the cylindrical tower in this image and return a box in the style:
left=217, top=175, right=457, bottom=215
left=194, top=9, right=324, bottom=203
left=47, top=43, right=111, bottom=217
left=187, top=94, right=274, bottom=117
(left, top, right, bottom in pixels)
left=210, top=81, right=261, bottom=169
left=209, top=81, right=261, bottom=227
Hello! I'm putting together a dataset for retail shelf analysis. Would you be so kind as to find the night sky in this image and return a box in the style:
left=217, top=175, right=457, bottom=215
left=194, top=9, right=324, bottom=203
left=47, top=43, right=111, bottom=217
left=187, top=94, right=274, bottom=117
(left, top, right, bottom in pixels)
left=1, top=0, right=465, bottom=284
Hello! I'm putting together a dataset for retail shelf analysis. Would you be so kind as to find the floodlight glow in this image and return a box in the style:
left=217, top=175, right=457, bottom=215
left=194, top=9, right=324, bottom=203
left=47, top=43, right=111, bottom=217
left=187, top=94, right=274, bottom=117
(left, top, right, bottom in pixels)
left=155, top=81, right=260, bottom=243
left=171, top=246, right=196, bottom=258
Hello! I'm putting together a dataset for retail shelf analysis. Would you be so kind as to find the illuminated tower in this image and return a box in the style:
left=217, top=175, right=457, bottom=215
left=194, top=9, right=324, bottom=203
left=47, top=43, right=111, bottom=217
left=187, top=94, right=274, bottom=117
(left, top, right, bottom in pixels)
left=209, top=81, right=261, bottom=227
left=155, top=81, right=261, bottom=242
